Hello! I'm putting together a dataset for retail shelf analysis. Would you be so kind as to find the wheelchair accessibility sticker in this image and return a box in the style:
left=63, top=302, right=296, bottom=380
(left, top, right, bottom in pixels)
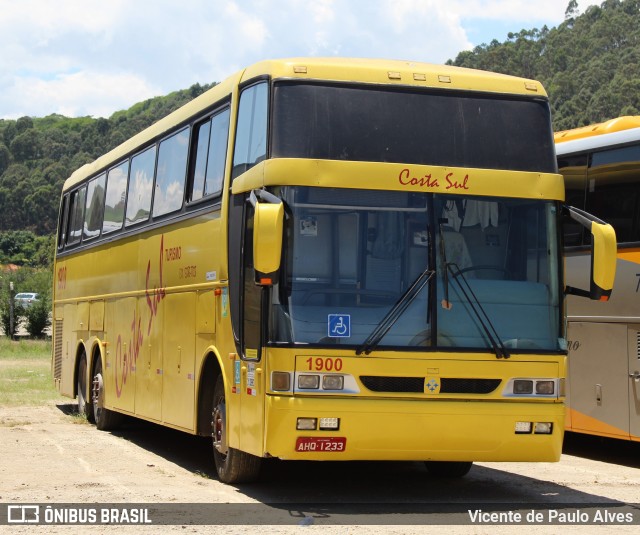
left=328, top=314, right=351, bottom=338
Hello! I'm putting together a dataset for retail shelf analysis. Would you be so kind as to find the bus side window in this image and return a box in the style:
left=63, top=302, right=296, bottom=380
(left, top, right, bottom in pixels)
left=67, top=186, right=86, bottom=246
left=57, top=195, right=69, bottom=250
left=232, top=82, right=268, bottom=179
left=83, top=173, right=106, bottom=241
left=126, top=146, right=156, bottom=227
left=102, top=161, right=129, bottom=234
left=586, top=144, right=640, bottom=244
left=559, top=154, right=588, bottom=247
left=190, top=108, right=230, bottom=201
left=153, top=127, right=190, bottom=218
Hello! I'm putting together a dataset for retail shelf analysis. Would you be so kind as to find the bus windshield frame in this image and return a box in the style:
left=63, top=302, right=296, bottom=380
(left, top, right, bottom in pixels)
left=268, top=186, right=563, bottom=354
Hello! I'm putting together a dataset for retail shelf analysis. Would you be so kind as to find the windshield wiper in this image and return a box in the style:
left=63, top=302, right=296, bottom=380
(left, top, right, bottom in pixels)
left=356, top=268, right=435, bottom=356
left=446, top=263, right=510, bottom=359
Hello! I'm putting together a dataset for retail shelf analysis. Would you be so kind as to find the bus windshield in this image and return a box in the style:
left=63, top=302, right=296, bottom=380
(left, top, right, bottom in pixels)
left=272, top=82, right=556, bottom=173
left=270, top=186, right=562, bottom=352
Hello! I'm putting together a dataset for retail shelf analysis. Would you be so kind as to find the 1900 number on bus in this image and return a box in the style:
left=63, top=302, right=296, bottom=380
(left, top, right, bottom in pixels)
left=305, top=357, right=343, bottom=372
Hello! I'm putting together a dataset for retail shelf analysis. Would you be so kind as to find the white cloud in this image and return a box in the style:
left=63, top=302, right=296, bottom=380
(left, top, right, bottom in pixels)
left=0, top=71, right=161, bottom=119
left=0, top=0, right=597, bottom=119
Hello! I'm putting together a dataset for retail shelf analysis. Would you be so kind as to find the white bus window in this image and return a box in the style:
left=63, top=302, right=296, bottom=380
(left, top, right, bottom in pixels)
left=232, top=83, right=267, bottom=179
left=67, top=187, right=86, bottom=245
left=191, top=120, right=211, bottom=201
left=204, top=108, right=230, bottom=196
left=191, top=108, right=230, bottom=201
left=102, top=162, right=128, bottom=234
left=84, top=173, right=106, bottom=240
left=153, top=128, right=189, bottom=217
left=126, top=146, right=156, bottom=226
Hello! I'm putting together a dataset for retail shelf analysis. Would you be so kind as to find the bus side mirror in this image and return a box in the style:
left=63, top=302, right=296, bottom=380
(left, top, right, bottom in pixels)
left=253, top=200, right=284, bottom=285
left=564, top=206, right=617, bottom=301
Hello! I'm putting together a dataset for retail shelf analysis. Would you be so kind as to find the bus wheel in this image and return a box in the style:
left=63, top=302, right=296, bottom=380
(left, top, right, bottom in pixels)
left=91, top=358, right=122, bottom=431
left=424, top=461, right=473, bottom=478
left=77, top=352, right=95, bottom=423
left=212, top=375, right=261, bottom=484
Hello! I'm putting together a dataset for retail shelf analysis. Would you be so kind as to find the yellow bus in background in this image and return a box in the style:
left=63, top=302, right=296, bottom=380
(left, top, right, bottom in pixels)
left=556, top=116, right=640, bottom=442
left=52, top=58, right=616, bottom=483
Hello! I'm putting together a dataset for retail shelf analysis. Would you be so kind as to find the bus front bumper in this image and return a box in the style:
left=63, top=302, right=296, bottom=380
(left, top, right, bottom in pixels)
left=264, top=395, right=565, bottom=462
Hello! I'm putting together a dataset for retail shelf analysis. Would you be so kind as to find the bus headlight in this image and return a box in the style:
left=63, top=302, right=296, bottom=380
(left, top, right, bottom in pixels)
left=298, top=375, right=320, bottom=389
left=534, top=422, right=553, bottom=434
left=513, top=380, right=533, bottom=394
left=271, top=371, right=291, bottom=391
left=504, top=378, right=559, bottom=397
left=322, top=375, right=344, bottom=390
left=297, top=418, right=317, bottom=430
left=535, top=381, right=555, bottom=395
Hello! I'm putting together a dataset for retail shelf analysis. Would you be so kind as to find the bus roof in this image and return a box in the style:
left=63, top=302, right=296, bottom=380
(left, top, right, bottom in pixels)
left=555, top=116, right=640, bottom=156
left=64, top=57, right=548, bottom=192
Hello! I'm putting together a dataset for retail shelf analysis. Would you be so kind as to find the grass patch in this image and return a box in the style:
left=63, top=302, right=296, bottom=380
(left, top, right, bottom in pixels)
left=0, top=338, right=62, bottom=406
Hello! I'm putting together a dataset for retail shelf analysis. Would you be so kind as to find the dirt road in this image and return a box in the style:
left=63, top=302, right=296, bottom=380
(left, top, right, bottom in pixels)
left=1, top=401, right=639, bottom=534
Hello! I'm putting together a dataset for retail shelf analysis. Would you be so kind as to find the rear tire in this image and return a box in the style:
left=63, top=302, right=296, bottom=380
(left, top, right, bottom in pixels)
left=424, top=461, right=473, bottom=478
left=212, top=375, right=261, bottom=483
left=92, top=358, right=122, bottom=431
left=76, top=352, right=95, bottom=423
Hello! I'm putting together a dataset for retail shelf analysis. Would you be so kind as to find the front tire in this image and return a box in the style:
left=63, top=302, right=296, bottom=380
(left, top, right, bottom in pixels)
left=92, top=358, right=122, bottom=431
left=212, top=375, right=261, bottom=483
left=424, top=461, right=473, bottom=478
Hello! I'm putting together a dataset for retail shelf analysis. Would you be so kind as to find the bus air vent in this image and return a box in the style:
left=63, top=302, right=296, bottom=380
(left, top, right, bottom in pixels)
left=53, top=320, right=63, bottom=380
left=440, top=378, right=501, bottom=394
left=360, top=376, right=501, bottom=394
left=360, top=376, right=424, bottom=393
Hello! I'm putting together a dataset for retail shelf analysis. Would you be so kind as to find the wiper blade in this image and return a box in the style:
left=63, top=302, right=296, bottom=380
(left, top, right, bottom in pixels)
left=356, top=268, right=435, bottom=356
left=446, top=264, right=510, bottom=359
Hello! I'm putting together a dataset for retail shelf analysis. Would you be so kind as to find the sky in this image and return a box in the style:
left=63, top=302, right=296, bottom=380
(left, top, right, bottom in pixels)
left=0, top=0, right=597, bottom=120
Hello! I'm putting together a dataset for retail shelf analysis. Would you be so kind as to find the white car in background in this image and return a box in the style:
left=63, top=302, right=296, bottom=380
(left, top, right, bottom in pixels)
left=14, top=292, right=39, bottom=309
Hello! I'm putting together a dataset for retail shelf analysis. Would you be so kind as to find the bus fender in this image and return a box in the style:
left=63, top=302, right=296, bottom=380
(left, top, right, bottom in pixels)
left=196, top=346, right=225, bottom=437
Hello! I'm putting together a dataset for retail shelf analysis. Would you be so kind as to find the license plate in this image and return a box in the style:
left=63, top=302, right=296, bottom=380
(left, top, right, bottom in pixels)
left=295, top=437, right=346, bottom=452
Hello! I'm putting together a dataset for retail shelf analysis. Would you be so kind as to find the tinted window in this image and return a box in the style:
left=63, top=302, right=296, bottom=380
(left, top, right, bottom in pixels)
left=586, top=143, right=640, bottom=243
left=84, top=173, right=106, bottom=240
left=232, top=83, right=268, bottom=178
left=191, top=108, right=230, bottom=200
left=272, top=82, right=556, bottom=173
left=102, top=162, right=128, bottom=234
left=557, top=153, right=588, bottom=247
left=126, top=146, right=156, bottom=226
left=67, top=187, right=86, bottom=245
left=153, top=128, right=189, bottom=217
left=57, top=195, right=69, bottom=249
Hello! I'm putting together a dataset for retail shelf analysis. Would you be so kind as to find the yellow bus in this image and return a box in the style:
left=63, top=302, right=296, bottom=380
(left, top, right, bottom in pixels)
left=52, top=58, right=616, bottom=483
left=556, top=116, right=640, bottom=442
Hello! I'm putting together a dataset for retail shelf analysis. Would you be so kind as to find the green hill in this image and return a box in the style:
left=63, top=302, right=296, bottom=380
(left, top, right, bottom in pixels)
left=1, top=0, right=639, bottom=267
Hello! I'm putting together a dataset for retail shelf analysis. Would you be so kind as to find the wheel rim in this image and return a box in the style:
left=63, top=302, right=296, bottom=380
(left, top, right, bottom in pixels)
left=78, top=358, right=87, bottom=407
left=212, top=397, right=228, bottom=456
left=92, top=367, right=105, bottom=421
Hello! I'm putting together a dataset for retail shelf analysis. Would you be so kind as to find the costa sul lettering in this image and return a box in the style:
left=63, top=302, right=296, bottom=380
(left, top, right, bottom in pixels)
left=398, top=168, right=471, bottom=191
left=146, top=235, right=166, bottom=336
left=115, top=236, right=167, bottom=398
left=114, top=310, right=143, bottom=398
left=399, top=168, right=439, bottom=188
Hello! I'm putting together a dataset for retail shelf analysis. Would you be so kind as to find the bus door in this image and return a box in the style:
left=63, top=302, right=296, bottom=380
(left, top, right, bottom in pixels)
left=238, top=204, right=266, bottom=456
left=567, top=321, right=630, bottom=439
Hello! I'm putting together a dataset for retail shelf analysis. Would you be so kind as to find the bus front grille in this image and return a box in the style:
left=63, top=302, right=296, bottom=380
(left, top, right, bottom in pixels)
left=360, top=376, right=501, bottom=394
